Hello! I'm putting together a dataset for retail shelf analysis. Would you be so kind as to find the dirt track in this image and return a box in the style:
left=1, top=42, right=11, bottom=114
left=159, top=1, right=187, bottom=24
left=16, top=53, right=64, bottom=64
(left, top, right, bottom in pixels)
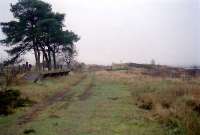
left=6, top=72, right=166, bottom=135
left=17, top=75, right=87, bottom=125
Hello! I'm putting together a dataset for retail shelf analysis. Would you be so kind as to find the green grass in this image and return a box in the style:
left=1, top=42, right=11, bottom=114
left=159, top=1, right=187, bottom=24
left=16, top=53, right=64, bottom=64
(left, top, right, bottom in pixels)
left=0, top=72, right=168, bottom=135
left=0, top=73, right=85, bottom=134
left=7, top=73, right=166, bottom=135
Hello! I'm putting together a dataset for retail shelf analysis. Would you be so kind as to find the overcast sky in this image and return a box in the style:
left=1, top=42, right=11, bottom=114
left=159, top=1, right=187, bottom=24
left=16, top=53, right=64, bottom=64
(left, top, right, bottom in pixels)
left=0, top=0, right=199, bottom=66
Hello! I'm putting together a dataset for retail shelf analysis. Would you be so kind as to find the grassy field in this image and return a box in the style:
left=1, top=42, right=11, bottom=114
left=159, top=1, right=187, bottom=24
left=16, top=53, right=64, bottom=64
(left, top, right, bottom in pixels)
left=0, top=70, right=200, bottom=135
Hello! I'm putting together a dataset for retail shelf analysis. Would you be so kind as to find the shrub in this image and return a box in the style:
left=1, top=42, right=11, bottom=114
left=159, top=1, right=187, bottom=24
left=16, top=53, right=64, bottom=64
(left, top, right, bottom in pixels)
left=137, top=93, right=154, bottom=110
left=166, top=118, right=186, bottom=135
left=0, top=89, right=32, bottom=115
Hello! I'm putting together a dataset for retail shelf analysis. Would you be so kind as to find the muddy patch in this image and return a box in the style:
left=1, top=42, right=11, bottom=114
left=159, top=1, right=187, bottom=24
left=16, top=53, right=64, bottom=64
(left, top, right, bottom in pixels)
left=23, top=129, right=36, bottom=134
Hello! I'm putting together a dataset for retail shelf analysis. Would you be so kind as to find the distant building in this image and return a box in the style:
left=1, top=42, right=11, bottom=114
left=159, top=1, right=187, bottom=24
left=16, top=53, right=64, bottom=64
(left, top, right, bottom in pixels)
left=111, top=63, right=128, bottom=70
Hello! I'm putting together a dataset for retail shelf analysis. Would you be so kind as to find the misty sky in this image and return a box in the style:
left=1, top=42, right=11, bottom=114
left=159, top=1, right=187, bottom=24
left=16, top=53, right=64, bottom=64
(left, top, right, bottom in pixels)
left=0, top=0, right=199, bottom=66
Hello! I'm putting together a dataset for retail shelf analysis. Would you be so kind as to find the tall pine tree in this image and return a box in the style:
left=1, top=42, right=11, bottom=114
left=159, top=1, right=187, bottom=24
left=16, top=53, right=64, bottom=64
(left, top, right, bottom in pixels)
left=1, top=0, right=79, bottom=71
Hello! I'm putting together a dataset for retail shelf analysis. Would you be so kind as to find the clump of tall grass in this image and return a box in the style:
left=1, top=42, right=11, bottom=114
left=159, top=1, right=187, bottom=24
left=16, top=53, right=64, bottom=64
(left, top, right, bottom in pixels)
left=0, top=70, right=32, bottom=115
left=0, top=89, right=33, bottom=115
left=135, top=81, right=200, bottom=135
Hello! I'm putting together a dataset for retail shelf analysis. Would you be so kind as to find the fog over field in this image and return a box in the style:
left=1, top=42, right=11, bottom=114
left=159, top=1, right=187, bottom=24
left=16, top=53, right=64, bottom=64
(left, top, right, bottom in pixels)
left=0, top=0, right=199, bottom=66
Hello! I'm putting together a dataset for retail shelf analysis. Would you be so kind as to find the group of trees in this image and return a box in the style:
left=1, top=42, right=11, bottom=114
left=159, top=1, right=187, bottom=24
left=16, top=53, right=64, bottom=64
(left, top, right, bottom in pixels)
left=0, top=0, right=79, bottom=71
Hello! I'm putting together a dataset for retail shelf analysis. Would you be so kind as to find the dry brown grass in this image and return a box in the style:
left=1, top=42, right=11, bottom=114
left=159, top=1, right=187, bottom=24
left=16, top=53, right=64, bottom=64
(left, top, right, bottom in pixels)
left=96, top=70, right=200, bottom=135
left=134, top=76, right=200, bottom=135
left=11, top=73, right=86, bottom=103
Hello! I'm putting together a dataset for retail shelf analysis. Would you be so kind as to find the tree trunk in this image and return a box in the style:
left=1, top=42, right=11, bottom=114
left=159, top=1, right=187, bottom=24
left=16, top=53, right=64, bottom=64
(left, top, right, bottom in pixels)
left=39, top=45, right=49, bottom=71
left=42, top=54, right=45, bottom=71
left=33, top=46, right=39, bottom=72
left=37, top=50, right=41, bottom=71
left=52, top=48, right=57, bottom=70
left=47, top=48, right=52, bottom=71
left=35, top=45, right=41, bottom=72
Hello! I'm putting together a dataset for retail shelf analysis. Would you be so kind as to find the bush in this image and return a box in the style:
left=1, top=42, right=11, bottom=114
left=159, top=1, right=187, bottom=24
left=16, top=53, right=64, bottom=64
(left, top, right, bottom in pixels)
left=166, top=118, right=186, bottom=135
left=137, top=93, right=155, bottom=110
left=0, top=89, right=32, bottom=115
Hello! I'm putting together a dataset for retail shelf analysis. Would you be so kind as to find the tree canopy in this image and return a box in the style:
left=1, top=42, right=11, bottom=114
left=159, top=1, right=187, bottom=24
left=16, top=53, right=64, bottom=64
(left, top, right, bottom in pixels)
left=1, top=0, right=79, bottom=71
